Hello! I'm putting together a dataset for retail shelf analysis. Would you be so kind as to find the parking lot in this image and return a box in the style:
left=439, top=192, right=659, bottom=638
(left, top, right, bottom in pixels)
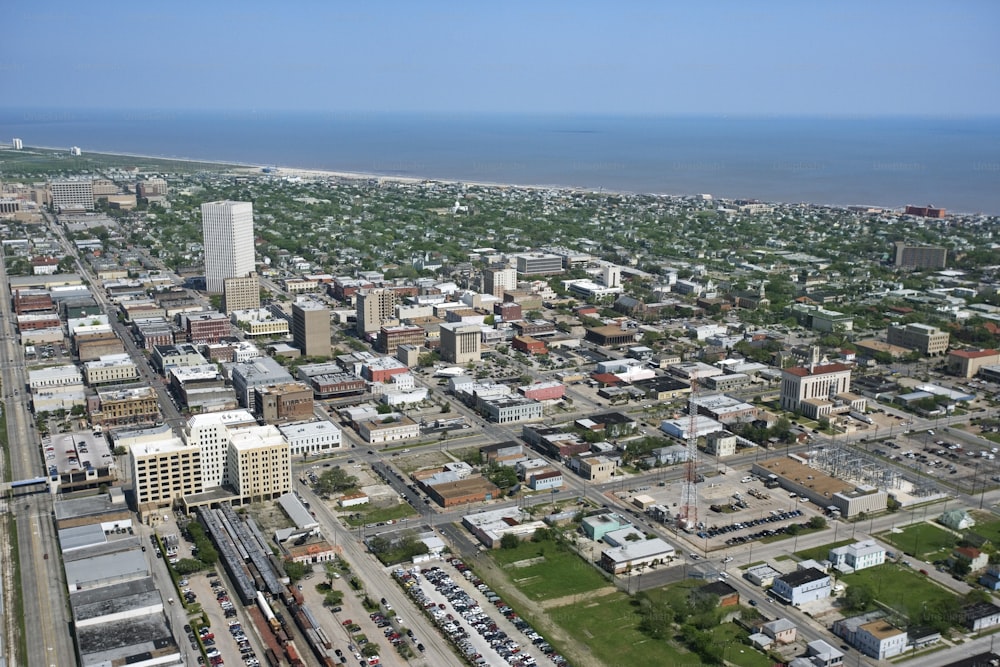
left=182, top=570, right=267, bottom=667
left=394, top=558, right=567, bottom=667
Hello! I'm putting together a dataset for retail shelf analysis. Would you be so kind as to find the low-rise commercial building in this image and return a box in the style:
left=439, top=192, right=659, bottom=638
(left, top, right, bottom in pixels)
left=277, top=420, right=342, bottom=457
left=887, top=323, right=950, bottom=356
left=771, top=567, right=831, bottom=606
left=357, top=414, right=420, bottom=444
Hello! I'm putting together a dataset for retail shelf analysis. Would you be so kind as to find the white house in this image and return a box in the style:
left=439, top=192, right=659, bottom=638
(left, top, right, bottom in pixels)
left=828, top=540, right=885, bottom=573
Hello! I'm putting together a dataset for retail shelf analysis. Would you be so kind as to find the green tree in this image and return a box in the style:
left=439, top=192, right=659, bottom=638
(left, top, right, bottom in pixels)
left=842, top=583, right=874, bottom=611
left=499, top=533, right=520, bottom=549
left=314, top=467, right=358, bottom=496
left=807, top=516, right=827, bottom=530
left=324, top=589, right=345, bottom=607
left=284, top=560, right=312, bottom=582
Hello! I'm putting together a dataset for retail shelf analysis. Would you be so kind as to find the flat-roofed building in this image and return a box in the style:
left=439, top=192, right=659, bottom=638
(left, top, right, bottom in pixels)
left=514, top=252, right=563, bottom=276
left=771, top=567, right=831, bottom=606
left=440, top=322, right=482, bottom=364
left=480, top=395, right=544, bottom=424
left=947, top=349, right=1000, bottom=378
left=29, top=364, right=83, bottom=389
left=292, top=299, right=330, bottom=357
left=253, top=382, right=314, bottom=424
left=130, top=435, right=202, bottom=518
left=894, top=241, right=947, bottom=268
left=230, top=306, right=289, bottom=338
left=51, top=178, right=95, bottom=211
left=185, top=311, right=232, bottom=344
left=152, top=343, right=207, bottom=373
left=828, top=540, right=885, bottom=573
left=356, top=287, right=399, bottom=334
left=377, top=324, right=424, bottom=355
left=887, top=322, right=950, bottom=356
left=83, top=353, right=140, bottom=386
left=426, top=476, right=499, bottom=507
left=751, top=456, right=887, bottom=518
left=278, top=420, right=342, bottom=457
left=357, top=414, right=420, bottom=444
left=226, top=425, right=291, bottom=502
left=705, top=430, right=738, bottom=457
left=93, top=386, right=160, bottom=428
left=483, top=267, right=518, bottom=298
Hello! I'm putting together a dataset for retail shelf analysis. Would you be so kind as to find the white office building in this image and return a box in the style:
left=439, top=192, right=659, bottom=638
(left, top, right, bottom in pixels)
left=201, top=201, right=255, bottom=294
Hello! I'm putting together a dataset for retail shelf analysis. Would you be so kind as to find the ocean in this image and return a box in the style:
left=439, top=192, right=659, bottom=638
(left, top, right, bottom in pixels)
left=2, top=109, right=999, bottom=214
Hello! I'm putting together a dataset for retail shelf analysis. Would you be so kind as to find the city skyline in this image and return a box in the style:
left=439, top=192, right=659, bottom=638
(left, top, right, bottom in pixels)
left=1, top=1, right=998, bottom=117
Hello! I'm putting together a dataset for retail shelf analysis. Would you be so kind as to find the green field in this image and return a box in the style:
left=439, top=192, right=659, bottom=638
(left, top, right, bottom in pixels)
left=549, top=590, right=772, bottom=667
left=549, top=592, right=693, bottom=666
left=878, top=522, right=957, bottom=561
left=490, top=537, right=610, bottom=601
left=970, top=511, right=1000, bottom=545
left=841, top=564, right=958, bottom=620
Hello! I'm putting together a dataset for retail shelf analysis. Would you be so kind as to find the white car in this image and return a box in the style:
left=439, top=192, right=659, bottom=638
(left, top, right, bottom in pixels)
left=722, top=556, right=734, bottom=563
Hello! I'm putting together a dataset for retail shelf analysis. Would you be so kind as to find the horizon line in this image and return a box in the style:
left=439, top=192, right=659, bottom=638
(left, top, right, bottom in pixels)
left=1, top=106, right=999, bottom=121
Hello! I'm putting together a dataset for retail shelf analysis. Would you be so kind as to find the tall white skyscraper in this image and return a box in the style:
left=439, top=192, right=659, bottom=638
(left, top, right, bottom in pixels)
left=201, top=200, right=256, bottom=293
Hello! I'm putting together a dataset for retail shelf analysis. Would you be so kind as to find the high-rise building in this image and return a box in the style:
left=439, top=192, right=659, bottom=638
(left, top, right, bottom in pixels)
left=356, top=287, right=399, bottom=334
left=292, top=299, right=331, bottom=357
left=50, top=178, right=94, bottom=211
left=130, top=436, right=203, bottom=517
left=184, top=409, right=258, bottom=488
left=893, top=241, right=947, bottom=269
left=223, top=274, right=260, bottom=313
left=514, top=252, right=564, bottom=276
left=483, top=267, right=517, bottom=297
left=440, top=322, right=482, bottom=364
left=12, top=138, right=22, bottom=150
left=201, top=200, right=256, bottom=294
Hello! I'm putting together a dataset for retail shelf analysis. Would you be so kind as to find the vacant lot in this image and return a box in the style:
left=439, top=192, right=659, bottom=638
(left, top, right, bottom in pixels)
left=878, top=522, right=957, bottom=561
left=841, top=564, right=958, bottom=620
left=491, top=538, right=610, bottom=601
left=549, top=589, right=772, bottom=667
left=970, top=511, right=1000, bottom=545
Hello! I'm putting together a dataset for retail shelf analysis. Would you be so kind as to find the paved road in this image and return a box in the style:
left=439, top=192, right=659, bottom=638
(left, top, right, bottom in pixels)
left=0, top=243, right=75, bottom=667
left=296, top=479, right=460, bottom=667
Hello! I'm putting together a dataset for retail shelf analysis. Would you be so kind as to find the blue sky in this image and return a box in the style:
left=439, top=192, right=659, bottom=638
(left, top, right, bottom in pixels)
left=3, top=0, right=998, bottom=116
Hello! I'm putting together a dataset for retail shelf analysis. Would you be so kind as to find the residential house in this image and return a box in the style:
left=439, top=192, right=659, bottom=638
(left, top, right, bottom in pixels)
left=828, top=540, right=886, bottom=573
left=939, top=509, right=975, bottom=531
left=761, top=618, right=797, bottom=644
left=953, top=546, right=990, bottom=573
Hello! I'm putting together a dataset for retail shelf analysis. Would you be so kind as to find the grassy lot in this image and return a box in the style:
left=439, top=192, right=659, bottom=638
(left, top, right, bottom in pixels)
left=878, top=522, right=957, bottom=561
left=795, top=539, right=855, bottom=563
left=547, top=587, right=773, bottom=667
left=548, top=592, right=695, bottom=667
left=490, top=537, right=610, bottom=601
left=841, top=564, right=958, bottom=620
left=342, top=503, right=418, bottom=527
left=970, top=511, right=1000, bottom=545
left=708, top=623, right=776, bottom=667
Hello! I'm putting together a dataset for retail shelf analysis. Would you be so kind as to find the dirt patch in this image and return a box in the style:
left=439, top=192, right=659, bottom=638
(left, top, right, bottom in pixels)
left=247, top=500, right=293, bottom=535
left=393, top=450, right=455, bottom=474
left=509, top=556, right=546, bottom=568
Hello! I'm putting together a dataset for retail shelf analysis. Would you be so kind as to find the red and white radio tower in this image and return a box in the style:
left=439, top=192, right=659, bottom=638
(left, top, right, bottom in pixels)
left=677, top=377, right=699, bottom=532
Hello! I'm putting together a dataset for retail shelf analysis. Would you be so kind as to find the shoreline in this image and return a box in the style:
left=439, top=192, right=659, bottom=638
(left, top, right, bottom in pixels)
left=20, top=144, right=660, bottom=199
left=12, top=144, right=980, bottom=215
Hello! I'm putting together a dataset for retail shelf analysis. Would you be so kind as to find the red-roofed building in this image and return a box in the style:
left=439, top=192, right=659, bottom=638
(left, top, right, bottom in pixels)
left=574, top=305, right=599, bottom=317
left=947, top=349, right=1000, bottom=378
left=953, top=546, right=989, bottom=572
left=512, top=335, right=547, bottom=355
left=591, top=373, right=623, bottom=387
